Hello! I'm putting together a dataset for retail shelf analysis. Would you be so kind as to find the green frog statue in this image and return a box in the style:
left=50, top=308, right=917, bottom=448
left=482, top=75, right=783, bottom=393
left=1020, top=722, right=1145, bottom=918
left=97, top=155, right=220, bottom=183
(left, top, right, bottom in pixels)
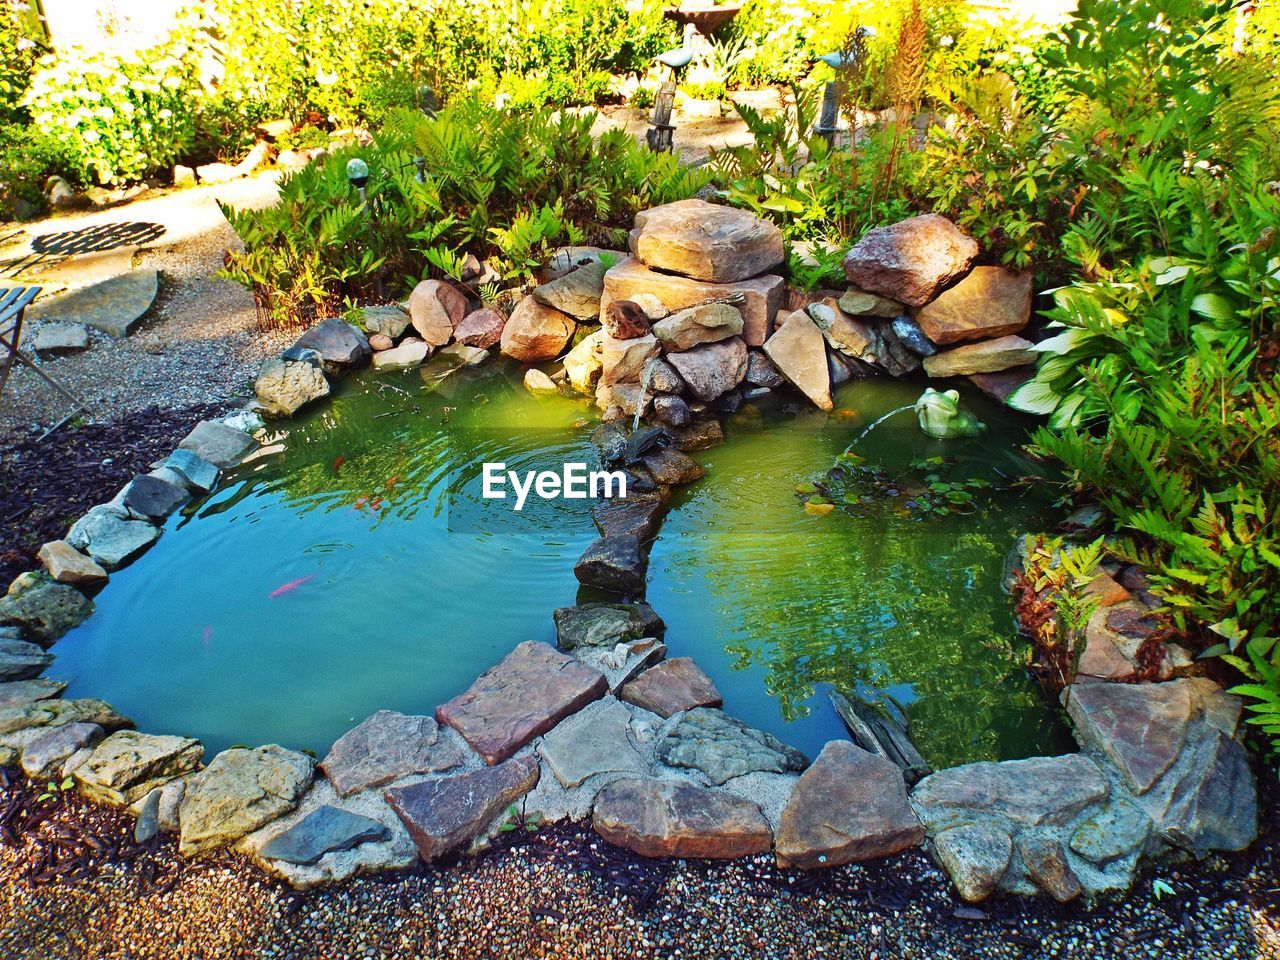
left=914, top=388, right=987, bottom=439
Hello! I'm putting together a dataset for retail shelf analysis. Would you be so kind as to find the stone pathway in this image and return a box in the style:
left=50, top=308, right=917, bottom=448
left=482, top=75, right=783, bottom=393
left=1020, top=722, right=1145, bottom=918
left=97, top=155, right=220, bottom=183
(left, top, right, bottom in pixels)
left=0, top=175, right=284, bottom=439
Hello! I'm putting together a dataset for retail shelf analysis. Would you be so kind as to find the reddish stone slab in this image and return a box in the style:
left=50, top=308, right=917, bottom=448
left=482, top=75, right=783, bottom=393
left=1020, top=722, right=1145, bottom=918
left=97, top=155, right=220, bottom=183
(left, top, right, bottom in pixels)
left=619, top=657, right=722, bottom=718
left=385, top=756, right=539, bottom=861
left=592, top=778, right=772, bottom=859
left=436, top=641, right=607, bottom=764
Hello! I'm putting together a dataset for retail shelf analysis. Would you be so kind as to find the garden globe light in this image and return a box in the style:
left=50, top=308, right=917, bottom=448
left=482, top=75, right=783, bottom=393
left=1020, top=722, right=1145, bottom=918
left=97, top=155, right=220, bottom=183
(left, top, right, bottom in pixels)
left=346, top=157, right=370, bottom=189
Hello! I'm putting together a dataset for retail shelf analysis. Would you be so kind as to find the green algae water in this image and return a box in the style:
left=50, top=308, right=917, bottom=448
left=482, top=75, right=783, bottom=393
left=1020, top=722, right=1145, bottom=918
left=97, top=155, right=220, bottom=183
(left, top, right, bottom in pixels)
left=50, top=365, right=1070, bottom=766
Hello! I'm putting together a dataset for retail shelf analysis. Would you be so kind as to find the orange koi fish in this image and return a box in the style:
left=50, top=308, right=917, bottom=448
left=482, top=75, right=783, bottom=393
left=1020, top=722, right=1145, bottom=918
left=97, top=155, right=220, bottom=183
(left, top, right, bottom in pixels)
left=268, top=575, right=314, bottom=599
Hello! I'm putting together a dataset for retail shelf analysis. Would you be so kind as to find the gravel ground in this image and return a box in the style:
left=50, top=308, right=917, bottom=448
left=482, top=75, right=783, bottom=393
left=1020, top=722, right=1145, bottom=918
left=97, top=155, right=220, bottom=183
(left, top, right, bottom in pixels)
left=0, top=770, right=1276, bottom=960
left=0, top=175, right=289, bottom=441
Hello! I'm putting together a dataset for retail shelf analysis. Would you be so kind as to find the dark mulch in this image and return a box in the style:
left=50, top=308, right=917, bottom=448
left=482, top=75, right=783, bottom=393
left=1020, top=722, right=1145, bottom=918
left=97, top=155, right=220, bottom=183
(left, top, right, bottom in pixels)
left=0, top=403, right=225, bottom=586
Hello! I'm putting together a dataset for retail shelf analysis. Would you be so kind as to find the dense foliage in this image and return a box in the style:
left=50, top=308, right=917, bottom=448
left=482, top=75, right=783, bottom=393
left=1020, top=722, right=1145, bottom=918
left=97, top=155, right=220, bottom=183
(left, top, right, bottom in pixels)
left=220, top=101, right=709, bottom=327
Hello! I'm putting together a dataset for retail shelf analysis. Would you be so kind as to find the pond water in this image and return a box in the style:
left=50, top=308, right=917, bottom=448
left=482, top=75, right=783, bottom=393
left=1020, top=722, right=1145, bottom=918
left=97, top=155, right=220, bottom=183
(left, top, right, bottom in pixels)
left=50, top=363, right=1071, bottom=767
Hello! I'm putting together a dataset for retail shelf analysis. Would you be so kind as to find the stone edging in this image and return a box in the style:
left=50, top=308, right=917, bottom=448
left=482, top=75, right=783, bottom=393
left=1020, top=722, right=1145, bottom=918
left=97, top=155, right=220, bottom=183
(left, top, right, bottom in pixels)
left=0, top=206, right=1262, bottom=903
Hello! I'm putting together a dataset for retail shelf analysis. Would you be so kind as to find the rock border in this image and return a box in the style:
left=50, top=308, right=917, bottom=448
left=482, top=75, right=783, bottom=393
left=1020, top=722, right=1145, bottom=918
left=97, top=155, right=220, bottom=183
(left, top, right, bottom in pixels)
left=0, top=209, right=1260, bottom=903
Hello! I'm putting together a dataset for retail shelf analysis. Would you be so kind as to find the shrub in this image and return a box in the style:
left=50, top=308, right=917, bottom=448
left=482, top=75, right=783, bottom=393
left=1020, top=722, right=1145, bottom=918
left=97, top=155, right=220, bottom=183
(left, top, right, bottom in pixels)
left=22, top=31, right=203, bottom=184
left=221, top=100, right=711, bottom=328
left=0, top=122, right=73, bottom=221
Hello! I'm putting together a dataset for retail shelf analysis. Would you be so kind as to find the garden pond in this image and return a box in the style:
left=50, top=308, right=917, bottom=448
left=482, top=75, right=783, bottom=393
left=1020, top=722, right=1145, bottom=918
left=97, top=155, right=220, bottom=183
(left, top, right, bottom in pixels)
left=49, top=365, right=1072, bottom=767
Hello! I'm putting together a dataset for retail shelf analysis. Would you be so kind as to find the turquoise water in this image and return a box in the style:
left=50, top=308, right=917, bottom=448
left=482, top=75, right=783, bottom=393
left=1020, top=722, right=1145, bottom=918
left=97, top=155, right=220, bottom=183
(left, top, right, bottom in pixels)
left=50, top=365, right=1070, bottom=766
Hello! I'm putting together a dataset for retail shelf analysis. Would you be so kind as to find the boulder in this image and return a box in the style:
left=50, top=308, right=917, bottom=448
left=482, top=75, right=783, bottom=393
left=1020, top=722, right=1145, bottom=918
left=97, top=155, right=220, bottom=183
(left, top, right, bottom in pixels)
left=603, top=300, right=652, bottom=340
left=842, top=214, right=979, bottom=307
left=563, top=329, right=605, bottom=394
left=554, top=602, right=665, bottom=650
left=602, top=333, right=661, bottom=386
left=0, top=577, right=93, bottom=643
left=913, top=266, right=1033, bottom=345
left=652, top=303, right=743, bottom=352
left=593, top=493, right=666, bottom=541
left=922, top=336, right=1037, bottom=377
left=75, top=731, right=203, bottom=805
left=667, top=337, right=748, bottom=402
left=178, top=420, right=257, bottom=468
left=370, top=340, right=429, bottom=371
left=453, top=308, right=506, bottom=349
left=21, top=722, right=104, bottom=780
left=66, top=508, right=160, bottom=571
left=437, top=641, right=607, bottom=764
left=292, top=319, right=372, bottom=373
left=536, top=698, right=649, bottom=788
left=500, top=297, right=576, bottom=362
left=523, top=368, right=559, bottom=396
left=968, top=367, right=1034, bottom=403
left=386, top=755, right=539, bottom=861
left=541, top=246, right=625, bottom=282
left=533, top=260, right=610, bottom=320
left=838, top=286, right=903, bottom=318
left=763, top=311, right=833, bottom=411
left=409, top=279, right=469, bottom=346
left=775, top=741, right=924, bottom=869
left=595, top=381, right=645, bottom=418
left=868, top=323, right=922, bottom=378
left=932, top=822, right=1014, bottom=902
left=664, top=418, right=724, bottom=451
left=745, top=350, right=786, bottom=388
left=36, top=540, right=106, bottom=587
left=808, top=300, right=877, bottom=362
left=179, top=745, right=315, bottom=855
left=0, top=678, right=64, bottom=708
left=890, top=315, right=937, bottom=356
left=911, top=754, right=1108, bottom=830
left=646, top=358, right=685, bottom=394
left=618, top=658, right=721, bottom=718
left=657, top=708, right=807, bottom=785
left=630, top=200, right=784, bottom=283
left=592, top=778, right=773, bottom=859
left=359, top=304, right=411, bottom=340
left=254, top=357, right=331, bottom=417
left=321, top=710, right=464, bottom=797
left=653, top=395, right=691, bottom=427
left=640, top=447, right=704, bottom=486
left=258, top=805, right=391, bottom=866
left=122, top=474, right=190, bottom=521
left=574, top=536, right=648, bottom=595
left=0, top=638, right=53, bottom=682
left=1015, top=835, right=1081, bottom=903
left=162, top=449, right=220, bottom=493
left=600, top=260, right=784, bottom=347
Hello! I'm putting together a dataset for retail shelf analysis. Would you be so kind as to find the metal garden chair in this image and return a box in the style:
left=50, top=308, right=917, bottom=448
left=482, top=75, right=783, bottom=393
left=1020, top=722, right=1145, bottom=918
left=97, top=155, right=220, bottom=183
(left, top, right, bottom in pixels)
left=0, top=284, right=94, bottom=438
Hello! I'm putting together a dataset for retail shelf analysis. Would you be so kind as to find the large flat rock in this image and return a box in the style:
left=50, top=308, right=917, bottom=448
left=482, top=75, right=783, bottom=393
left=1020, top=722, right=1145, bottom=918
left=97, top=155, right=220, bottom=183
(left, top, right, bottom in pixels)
left=533, top=260, right=610, bottom=320
left=763, top=310, right=833, bottom=411
left=21, top=721, right=104, bottom=780
left=666, top=337, right=748, bottom=402
left=775, top=741, right=923, bottom=870
left=0, top=697, right=127, bottom=737
left=922, top=335, right=1036, bottom=377
left=320, top=710, right=465, bottom=797
left=178, top=420, right=257, bottom=469
left=842, top=214, right=978, bottom=307
left=292, top=319, right=371, bottom=373
left=0, top=578, right=93, bottom=644
left=618, top=657, right=721, bottom=718
left=1064, top=681, right=1194, bottom=794
left=656, top=708, right=807, bottom=785
left=554, top=602, right=665, bottom=650
left=0, top=678, right=66, bottom=709
left=75, top=731, right=204, bottom=805
left=631, top=200, right=784, bottom=283
left=0, top=637, right=54, bottom=682
left=28, top=269, right=158, bottom=338
left=258, top=805, right=391, bottom=866
left=436, top=641, right=607, bottom=764
left=910, top=754, right=1108, bottom=829
left=385, top=755, right=539, bottom=861
left=574, top=536, right=648, bottom=595
left=592, top=778, right=772, bottom=859
left=536, top=698, right=649, bottom=787
left=600, top=259, right=783, bottom=347
left=179, top=745, right=315, bottom=855
left=913, top=266, right=1033, bottom=345
left=66, top=507, right=160, bottom=570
